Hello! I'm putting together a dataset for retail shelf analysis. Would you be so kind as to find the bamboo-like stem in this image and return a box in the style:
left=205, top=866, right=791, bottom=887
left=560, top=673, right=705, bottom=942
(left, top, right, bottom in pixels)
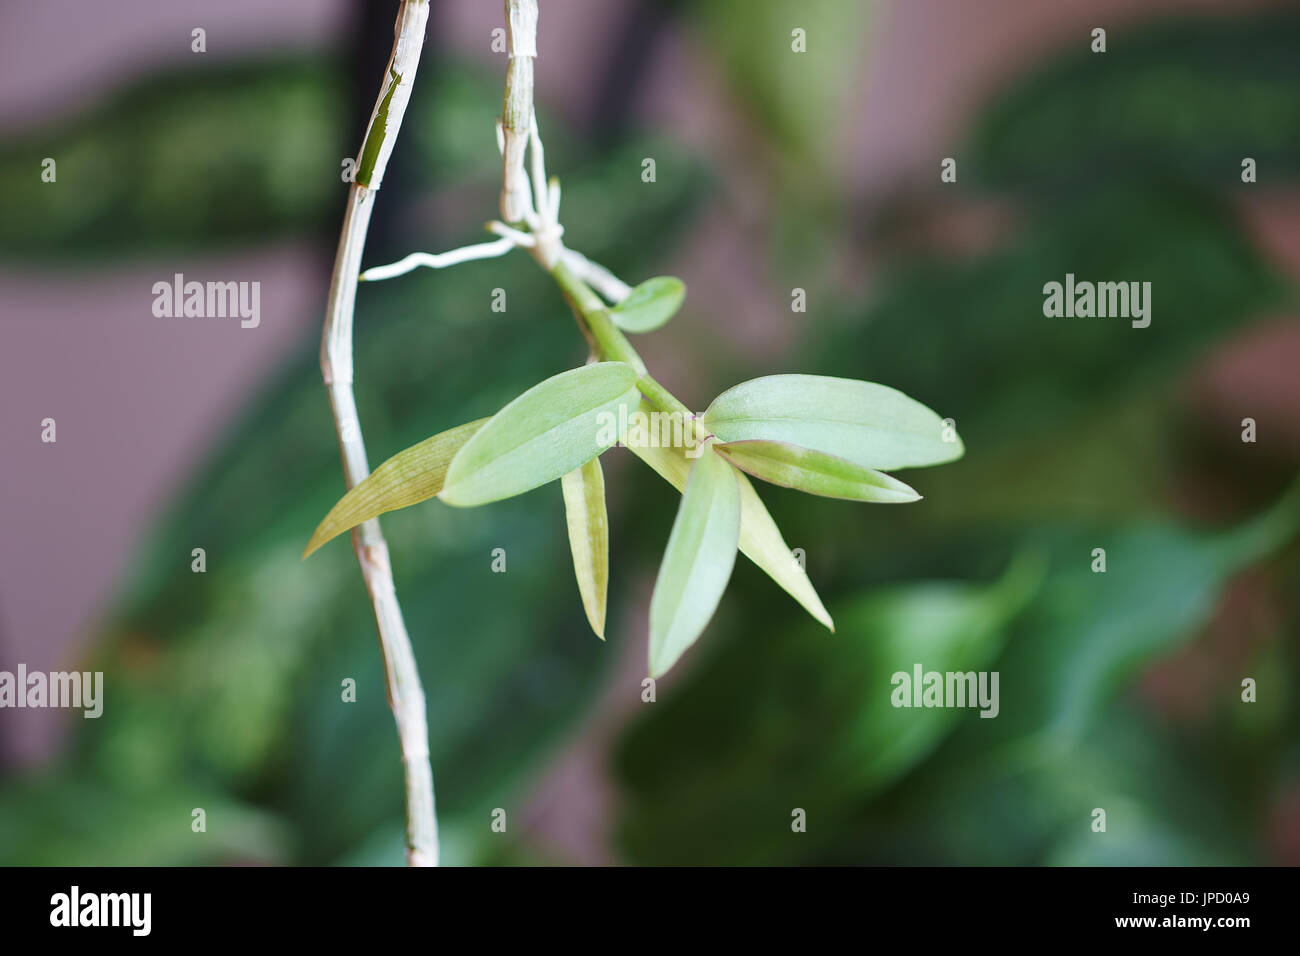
left=501, top=0, right=539, bottom=223
left=319, top=0, right=437, bottom=868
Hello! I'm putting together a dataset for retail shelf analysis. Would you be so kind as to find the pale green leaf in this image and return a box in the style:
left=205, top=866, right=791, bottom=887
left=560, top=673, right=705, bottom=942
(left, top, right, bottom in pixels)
left=440, top=362, right=639, bottom=507
left=303, top=418, right=487, bottom=558
left=714, top=439, right=920, bottom=502
left=609, top=277, right=686, bottom=333
left=561, top=457, right=609, bottom=639
left=626, top=402, right=834, bottom=632
left=702, top=374, right=963, bottom=471
left=649, top=447, right=741, bottom=677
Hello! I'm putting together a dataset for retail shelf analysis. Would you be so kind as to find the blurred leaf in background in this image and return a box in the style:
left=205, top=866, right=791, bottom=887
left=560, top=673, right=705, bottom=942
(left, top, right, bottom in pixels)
left=615, top=487, right=1300, bottom=865
left=616, top=553, right=1041, bottom=864
left=0, top=58, right=341, bottom=260
left=612, top=8, right=1300, bottom=867
left=0, top=53, right=686, bottom=264
left=969, top=11, right=1300, bottom=194
left=690, top=0, right=875, bottom=168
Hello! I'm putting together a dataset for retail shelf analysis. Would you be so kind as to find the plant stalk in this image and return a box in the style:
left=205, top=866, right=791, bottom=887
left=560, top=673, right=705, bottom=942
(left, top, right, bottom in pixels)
left=500, top=3, right=705, bottom=443
left=501, top=0, right=539, bottom=222
left=319, top=0, right=437, bottom=867
left=551, top=261, right=703, bottom=429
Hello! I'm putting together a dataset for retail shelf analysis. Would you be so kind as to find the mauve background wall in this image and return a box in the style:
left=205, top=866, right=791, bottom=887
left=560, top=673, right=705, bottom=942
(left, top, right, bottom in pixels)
left=2, top=0, right=1298, bottom=865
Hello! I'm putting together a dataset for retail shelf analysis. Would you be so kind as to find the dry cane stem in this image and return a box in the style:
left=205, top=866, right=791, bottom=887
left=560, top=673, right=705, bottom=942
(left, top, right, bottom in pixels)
left=500, top=0, right=538, bottom=223
left=319, top=0, right=436, bottom=867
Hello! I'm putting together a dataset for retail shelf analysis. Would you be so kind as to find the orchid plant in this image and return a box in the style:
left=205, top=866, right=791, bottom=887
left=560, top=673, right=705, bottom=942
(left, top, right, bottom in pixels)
left=307, top=0, right=962, bottom=866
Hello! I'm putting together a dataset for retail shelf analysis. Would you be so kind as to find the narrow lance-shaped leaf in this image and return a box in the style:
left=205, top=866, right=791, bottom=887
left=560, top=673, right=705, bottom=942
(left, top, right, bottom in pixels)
left=625, top=401, right=834, bottom=632
left=713, top=440, right=920, bottom=503
left=303, top=418, right=487, bottom=558
left=648, top=446, right=741, bottom=678
left=440, top=362, right=639, bottom=507
left=702, top=374, right=963, bottom=471
left=560, top=457, right=609, bottom=639
left=609, top=277, right=686, bottom=333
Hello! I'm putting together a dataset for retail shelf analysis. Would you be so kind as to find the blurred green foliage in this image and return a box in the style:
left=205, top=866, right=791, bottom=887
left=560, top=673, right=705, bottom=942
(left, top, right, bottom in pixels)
left=611, top=8, right=1300, bottom=866
left=617, top=492, right=1300, bottom=864
left=970, top=11, right=1300, bottom=194
left=616, top=554, right=1042, bottom=864
left=0, top=54, right=663, bottom=264
left=0, top=58, right=340, bottom=260
left=690, top=0, right=875, bottom=168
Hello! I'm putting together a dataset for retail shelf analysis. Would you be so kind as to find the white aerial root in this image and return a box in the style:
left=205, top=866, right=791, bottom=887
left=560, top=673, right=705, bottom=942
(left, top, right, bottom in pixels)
left=560, top=248, right=632, bottom=304
left=486, top=220, right=538, bottom=246
left=359, top=237, right=517, bottom=282
left=528, top=115, right=553, bottom=224
left=360, top=0, right=633, bottom=309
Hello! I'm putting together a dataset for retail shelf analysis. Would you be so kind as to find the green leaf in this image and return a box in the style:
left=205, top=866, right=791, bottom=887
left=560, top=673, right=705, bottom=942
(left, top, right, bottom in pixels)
left=693, top=0, right=876, bottom=168
left=702, top=374, right=962, bottom=471
left=625, top=402, right=833, bottom=631
left=440, top=362, right=639, bottom=507
left=1005, top=481, right=1300, bottom=749
left=713, top=440, right=920, bottom=503
left=649, top=447, right=741, bottom=677
left=609, top=277, right=686, bottom=333
left=303, top=418, right=487, bottom=558
left=560, top=457, right=609, bottom=639
left=971, top=12, right=1300, bottom=193
left=614, top=554, right=1042, bottom=865
left=0, top=775, right=292, bottom=866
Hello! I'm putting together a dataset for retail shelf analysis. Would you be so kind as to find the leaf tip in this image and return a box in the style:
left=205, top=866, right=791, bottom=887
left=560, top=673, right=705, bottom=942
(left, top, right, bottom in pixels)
left=302, top=527, right=331, bottom=560
left=810, top=598, right=835, bottom=632
left=435, top=486, right=470, bottom=508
